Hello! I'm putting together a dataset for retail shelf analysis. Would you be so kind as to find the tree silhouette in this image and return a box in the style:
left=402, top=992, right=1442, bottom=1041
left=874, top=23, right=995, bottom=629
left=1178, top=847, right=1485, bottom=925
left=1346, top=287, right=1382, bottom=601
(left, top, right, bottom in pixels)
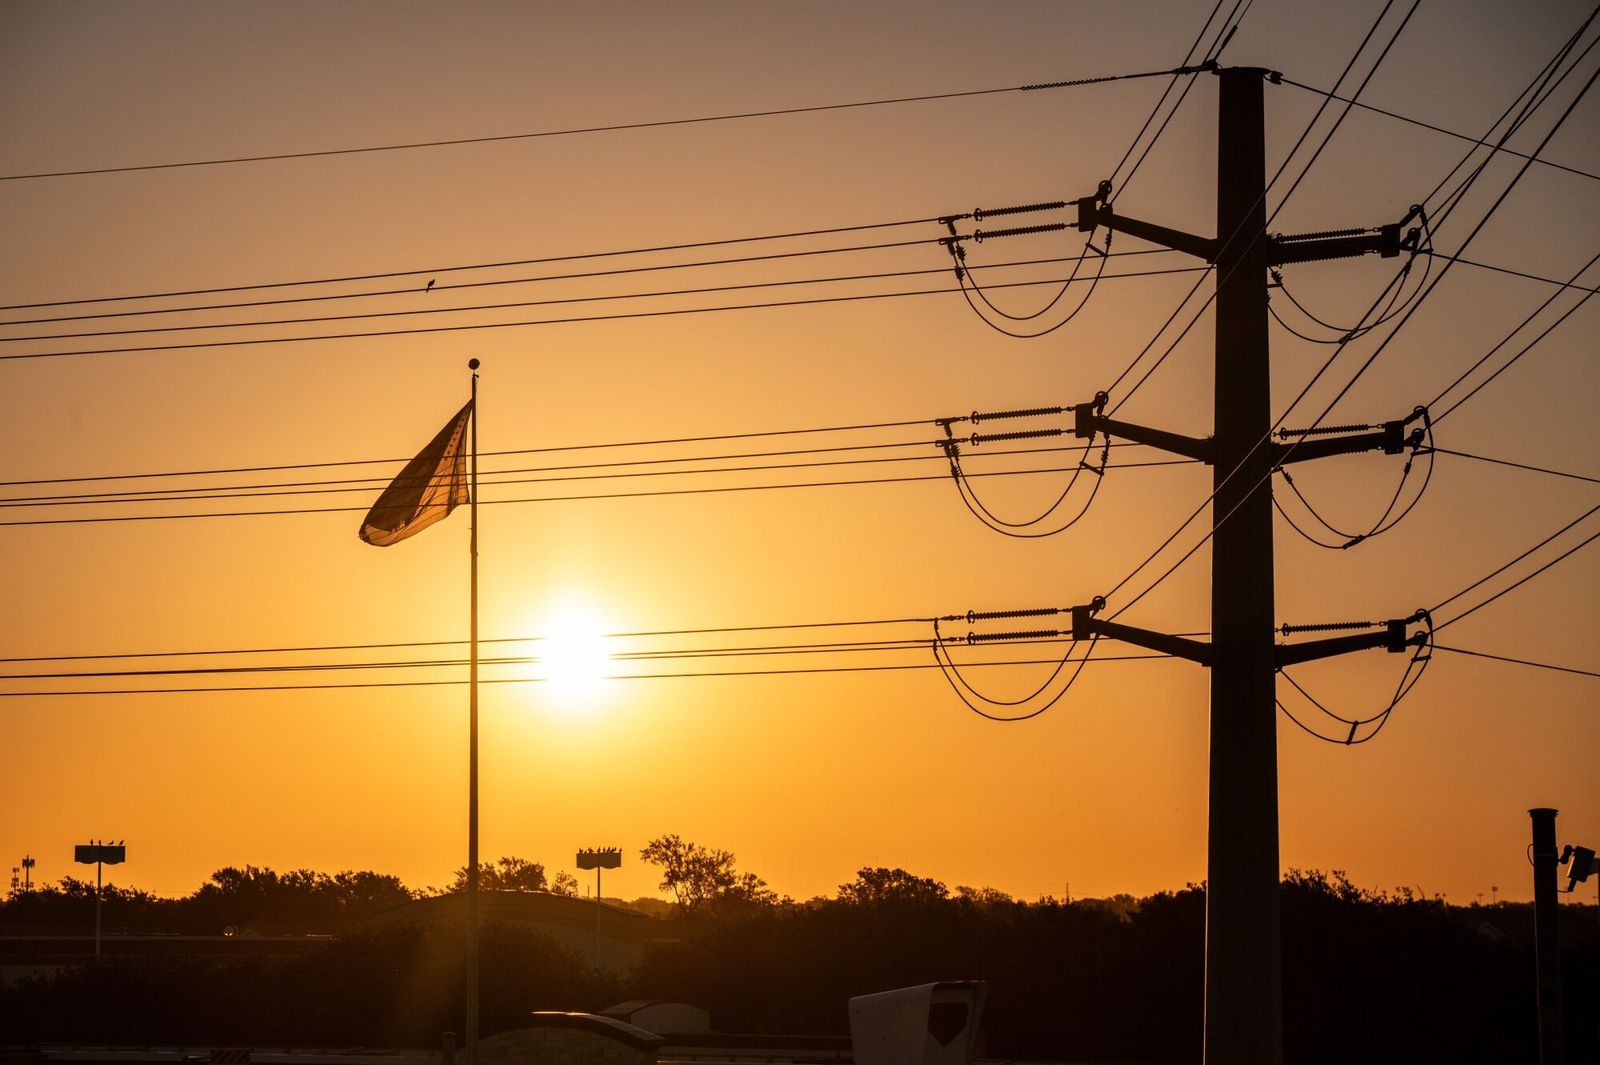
left=445, top=856, right=553, bottom=894
left=639, top=834, right=775, bottom=912
left=837, top=867, right=949, bottom=904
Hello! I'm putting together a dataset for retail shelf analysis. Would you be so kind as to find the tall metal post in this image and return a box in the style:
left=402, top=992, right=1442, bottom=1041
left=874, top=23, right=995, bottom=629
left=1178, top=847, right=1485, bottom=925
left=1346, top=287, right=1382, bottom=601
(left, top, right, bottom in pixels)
left=595, top=866, right=603, bottom=970
left=1206, top=67, right=1281, bottom=1065
left=466, top=361, right=481, bottom=1064
left=1529, top=807, right=1565, bottom=1065
left=94, top=856, right=103, bottom=963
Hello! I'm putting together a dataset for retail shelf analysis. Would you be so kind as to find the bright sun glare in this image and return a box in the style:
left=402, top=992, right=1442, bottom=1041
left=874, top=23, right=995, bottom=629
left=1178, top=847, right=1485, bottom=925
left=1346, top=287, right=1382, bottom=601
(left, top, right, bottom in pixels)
left=534, top=602, right=613, bottom=707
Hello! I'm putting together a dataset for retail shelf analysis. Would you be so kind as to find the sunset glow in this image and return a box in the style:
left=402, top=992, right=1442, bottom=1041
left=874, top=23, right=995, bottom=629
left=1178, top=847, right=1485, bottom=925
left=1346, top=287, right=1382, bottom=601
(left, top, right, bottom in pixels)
left=1, top=0, right=1594, bottom=917
left=531, top=601, right=614, bottom=709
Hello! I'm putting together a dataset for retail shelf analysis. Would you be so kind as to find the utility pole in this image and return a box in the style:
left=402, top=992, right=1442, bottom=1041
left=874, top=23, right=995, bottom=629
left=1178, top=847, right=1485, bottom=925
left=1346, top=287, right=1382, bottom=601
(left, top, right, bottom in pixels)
left=938, top=66, right=1428, bottom=1062
left=1530, top=807, right=1564, bottom=1065
left=1207, top=68, right=1281, bottom=1060
left=1046, top=67, right=1427, bottom=1063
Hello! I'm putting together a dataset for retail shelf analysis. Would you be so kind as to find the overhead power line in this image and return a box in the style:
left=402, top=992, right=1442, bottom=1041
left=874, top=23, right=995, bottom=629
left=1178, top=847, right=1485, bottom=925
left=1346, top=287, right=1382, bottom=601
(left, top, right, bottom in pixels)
left=0, top=264, right=1209, bottom=363
left=1430, top=447, right=1600, bottom=485
left=1432, top=645, right=1600, bottom=679
left=1274, top=74, right=1600, bottom=184
left=0, top=217, right=945, bottom=311
left=2, top=633, right=1079, bottom=682
left=0, top=440, right=1164, bottom=509
left=0, top=65, right=1203, bottom=183
left=0, top=612, right=941, bottom=665
left=0, top=454, right=1197, bottom=528
left=0, top=254, right=1186, bottom=346
left=0, top=410, right=1155, bottom=496
left=1103, top=0, right=1418, bottom=412
left=1433, top=505, right=1600, bottom=631
left=1425, top=250, right=1600, bottom=292
left=0, top=651, right=1179, bottom=699
left=1104, top=21, right=1600, bottom=617
left=0, top=236, right=1178, bottom=329
left=0, top=415, right=941, bottom=489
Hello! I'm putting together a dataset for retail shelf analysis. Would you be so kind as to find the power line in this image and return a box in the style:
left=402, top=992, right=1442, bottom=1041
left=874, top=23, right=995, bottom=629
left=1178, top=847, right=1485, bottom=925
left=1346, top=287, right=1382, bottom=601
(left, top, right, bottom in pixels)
left=2, top=633, right=1077, bottom=682
left=0, top=264, right=1210, bottom=363
left=0, top=651, right=1179, bottom=699
left=1106, top=0, right=1230, bottom=192
left=1433, top=509, right=1600, bottom=631
left=0, top=66, right=1199, bottom=183
left=1274, top=74, right=1600, bottom=185
left=0, top=440, right=1164, bottom=509
left=1432, top=645, right=1600, bottom=680
left=1429, top=252, right=1600, bottom=423
left=0, top=415, right=942, bottom=489
left=0, top=235, right=942, bottom=326
left=0, top=253, right=1167, bottom=345
left=0, top=455, right=1198, bottom=527
left=1430, top=447, right=1600, bottom=485
left=0, top=217, right=946, bottom=311
left=0, top=613, right=942, bottom=665
left=0, top=232, right=1175, bottom=329
left=1104, top=0, right=1417, bottom=411
left=1099, top=0, right=1433, bottom=605
left=1425, top=250, right=1600, bottom=292
left=1105, top=25, right=1600, bottom=617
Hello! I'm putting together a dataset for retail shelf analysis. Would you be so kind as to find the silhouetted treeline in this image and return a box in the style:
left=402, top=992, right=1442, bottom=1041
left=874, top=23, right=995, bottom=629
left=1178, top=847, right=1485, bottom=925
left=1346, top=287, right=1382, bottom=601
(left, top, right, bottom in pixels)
left=0, top=858, right=587, bottom=935
left=633, top=869, right=1597, bottom=1063
left=3, top=867, right=1596, bottom=1063
left=0, top=866, right=413, bottom=935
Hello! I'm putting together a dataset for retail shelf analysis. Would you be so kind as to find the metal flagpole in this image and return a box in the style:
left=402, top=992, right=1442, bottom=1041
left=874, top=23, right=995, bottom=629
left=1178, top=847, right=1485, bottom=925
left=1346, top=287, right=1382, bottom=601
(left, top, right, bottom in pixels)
left=466, top=357, right=481, bottom=1064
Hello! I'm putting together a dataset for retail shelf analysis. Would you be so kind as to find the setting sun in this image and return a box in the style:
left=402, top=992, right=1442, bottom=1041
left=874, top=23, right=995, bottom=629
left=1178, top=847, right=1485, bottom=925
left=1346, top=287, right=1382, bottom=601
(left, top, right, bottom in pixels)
left=531, top=601, right=614, bottom=706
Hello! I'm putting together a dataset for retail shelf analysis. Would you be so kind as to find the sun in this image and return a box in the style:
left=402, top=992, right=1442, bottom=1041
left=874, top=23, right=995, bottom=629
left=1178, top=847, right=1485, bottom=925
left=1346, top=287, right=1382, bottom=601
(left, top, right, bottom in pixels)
left=532, top=600, right=614, bottom=707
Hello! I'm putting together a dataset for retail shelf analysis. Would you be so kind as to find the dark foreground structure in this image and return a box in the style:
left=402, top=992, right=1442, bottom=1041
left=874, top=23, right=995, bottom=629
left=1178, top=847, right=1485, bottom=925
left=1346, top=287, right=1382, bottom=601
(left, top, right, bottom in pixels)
left=2, top=874, right=1597, bottom=1063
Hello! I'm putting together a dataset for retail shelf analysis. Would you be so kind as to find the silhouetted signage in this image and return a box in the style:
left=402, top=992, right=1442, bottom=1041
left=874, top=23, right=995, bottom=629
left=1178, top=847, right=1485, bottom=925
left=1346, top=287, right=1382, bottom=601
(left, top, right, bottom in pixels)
left=576, top=847, right=621, bottom=870
left=74, top=844, right=125, bottom=865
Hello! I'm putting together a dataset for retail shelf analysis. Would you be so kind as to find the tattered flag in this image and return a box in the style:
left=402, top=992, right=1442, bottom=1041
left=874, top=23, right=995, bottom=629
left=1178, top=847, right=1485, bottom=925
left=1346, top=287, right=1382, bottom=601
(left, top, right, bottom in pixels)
left=358, top=401, right=473, bottom=547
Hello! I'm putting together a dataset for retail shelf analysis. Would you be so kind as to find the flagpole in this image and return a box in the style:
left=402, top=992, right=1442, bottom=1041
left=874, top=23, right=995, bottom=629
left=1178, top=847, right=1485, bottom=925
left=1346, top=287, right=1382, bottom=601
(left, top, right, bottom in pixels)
left=466, top=357, right=481, bottom=1065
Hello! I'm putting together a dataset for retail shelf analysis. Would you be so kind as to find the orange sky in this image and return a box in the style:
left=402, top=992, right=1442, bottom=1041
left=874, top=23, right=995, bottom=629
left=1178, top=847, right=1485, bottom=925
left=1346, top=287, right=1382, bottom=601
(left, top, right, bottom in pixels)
left=1, top=1, right=1596, bottom=909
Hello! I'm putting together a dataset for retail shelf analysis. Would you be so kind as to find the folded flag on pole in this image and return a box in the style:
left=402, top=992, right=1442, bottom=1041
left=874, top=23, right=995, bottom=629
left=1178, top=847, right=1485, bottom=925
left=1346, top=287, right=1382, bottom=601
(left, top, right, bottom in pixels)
left=359, top=401, right=474, bottom=547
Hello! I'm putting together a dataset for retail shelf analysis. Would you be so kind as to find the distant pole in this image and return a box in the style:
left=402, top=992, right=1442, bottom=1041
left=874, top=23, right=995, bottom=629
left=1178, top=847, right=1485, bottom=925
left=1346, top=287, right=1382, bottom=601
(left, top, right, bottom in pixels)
left=1529, top=807, right=1564, bottom=1065
left=75, top=842, right=124, bottom=962
left=94, top=853, right=102, bottom=963
left=466, top=359, right=481, bottom=1065
left=576, top=848, right=621, bottom=971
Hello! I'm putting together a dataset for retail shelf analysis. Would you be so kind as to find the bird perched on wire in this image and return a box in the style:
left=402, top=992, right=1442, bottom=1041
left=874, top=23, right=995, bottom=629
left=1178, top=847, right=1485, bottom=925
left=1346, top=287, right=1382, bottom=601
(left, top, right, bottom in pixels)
left=425, top=278, right=436, bottom=292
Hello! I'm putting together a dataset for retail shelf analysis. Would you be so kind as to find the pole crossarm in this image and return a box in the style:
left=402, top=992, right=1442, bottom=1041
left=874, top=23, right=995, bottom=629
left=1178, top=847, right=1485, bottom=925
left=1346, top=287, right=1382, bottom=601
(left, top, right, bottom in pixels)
left=1076, top=190, right=1417, bottom=266
left=1067, top=600, right=1429, bottom=670
left=1072, top=393, right=1426, bottom=467
left=1077, top=197, right=1217, bottom=261
left=1071, top=599, right=1213, bottom=665
left=1075, top=393, right=1213, bottom=463
left=1275, top=609, right=1429, bottom=667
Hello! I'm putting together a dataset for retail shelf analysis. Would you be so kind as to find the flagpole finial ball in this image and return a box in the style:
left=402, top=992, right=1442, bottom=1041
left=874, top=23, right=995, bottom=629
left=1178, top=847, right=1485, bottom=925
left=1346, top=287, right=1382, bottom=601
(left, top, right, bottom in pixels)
left=468, top=358, right=480, bottom=370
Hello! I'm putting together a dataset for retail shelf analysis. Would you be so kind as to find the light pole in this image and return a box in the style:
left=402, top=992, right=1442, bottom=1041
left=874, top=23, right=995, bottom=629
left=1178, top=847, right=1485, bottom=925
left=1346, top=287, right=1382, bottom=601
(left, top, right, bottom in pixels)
left=576, top=848, right=622, bottom=970
left=74, top=840, right=126, bottom=962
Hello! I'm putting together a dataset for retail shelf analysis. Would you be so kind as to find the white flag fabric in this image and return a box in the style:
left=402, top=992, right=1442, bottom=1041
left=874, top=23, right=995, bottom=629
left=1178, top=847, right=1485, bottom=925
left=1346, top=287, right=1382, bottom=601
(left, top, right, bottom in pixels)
left=358, top=401, right=473, bottom=547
